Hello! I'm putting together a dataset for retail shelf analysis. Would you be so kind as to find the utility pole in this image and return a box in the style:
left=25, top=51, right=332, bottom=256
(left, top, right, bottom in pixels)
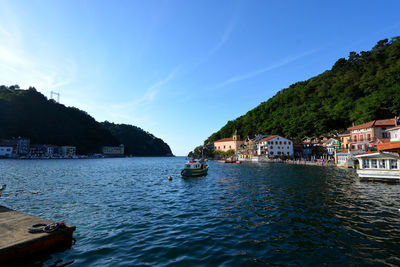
left=50, top=91, right=60, bottom=103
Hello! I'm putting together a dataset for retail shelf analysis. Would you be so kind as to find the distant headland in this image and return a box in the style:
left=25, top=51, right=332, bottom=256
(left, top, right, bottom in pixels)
left=0, top=85, right=173, bottom=157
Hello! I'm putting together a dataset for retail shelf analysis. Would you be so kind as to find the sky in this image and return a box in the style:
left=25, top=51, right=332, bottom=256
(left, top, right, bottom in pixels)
left=1, top=0, right=400, bottom=155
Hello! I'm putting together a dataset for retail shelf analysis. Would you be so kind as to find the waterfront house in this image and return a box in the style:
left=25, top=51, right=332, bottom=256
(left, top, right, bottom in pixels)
left=61, top=146, right=76, bottom=157
left=348, top=117, right=398, bottom=152
left=338, top=132, right=350, bottom=150
left=102, top=144, right=125, bottom=157
left=29, top=144, right=47, bottom=157
left=0, top=146, right=13, bottom=157
left=0, top=137, right=30, bottom=156
left=214, top=131, right=243, bottom=153
left=237, top=136, right=258, bottom=160
left=45, top=145, right=61, bottom=157
left=326, top=138, right=341, bottom=160
left=301, top=137, right=326, bottom=160
left=386, top=126, right=400, bottom=141
left=255, top=135, right=294, bottom=158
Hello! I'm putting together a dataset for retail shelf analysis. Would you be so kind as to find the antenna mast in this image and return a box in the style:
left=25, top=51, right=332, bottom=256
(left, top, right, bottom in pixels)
left=50, top=91, right=60, bottom=103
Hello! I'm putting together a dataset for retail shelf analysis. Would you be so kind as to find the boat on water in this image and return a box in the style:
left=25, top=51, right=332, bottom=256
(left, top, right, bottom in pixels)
left=181, top=160, right=208, bottom=177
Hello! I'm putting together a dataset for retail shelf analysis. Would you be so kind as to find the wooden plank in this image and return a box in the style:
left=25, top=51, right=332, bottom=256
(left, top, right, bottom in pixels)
left=0, top=206, right=75, bottom=264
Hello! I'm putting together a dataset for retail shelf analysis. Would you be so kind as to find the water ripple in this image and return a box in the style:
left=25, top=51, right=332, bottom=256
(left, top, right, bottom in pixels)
left=1, top=158, right=400, bottom=266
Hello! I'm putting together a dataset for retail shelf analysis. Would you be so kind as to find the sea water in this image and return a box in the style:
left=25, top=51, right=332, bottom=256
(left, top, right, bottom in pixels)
left=1, top=157, right=400, bottom=266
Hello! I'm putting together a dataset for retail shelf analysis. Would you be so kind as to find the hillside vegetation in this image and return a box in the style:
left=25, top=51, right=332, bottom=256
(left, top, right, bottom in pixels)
left=206, top=37, right=400, bottom=144
left=101, top=122, right=172, bottom=156
left=0, top=86, right=172, bottom=156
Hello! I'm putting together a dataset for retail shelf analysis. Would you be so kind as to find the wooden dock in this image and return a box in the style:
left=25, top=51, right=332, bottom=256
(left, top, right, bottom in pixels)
left=0, top=205, right=75, bottom=264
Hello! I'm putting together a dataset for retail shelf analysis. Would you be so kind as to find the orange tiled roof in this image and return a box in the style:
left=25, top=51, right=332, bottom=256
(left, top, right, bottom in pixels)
left=259, top=135, right=278, bottom=142
left=378, top=141, right=400, bottom=151
left=372, top=138, right=390, bottom=146
left=348, top=118, right=397, bottom=131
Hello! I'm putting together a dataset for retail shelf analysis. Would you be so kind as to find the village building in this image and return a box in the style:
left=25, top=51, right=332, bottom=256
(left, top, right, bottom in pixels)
left=325, top=138, right=341, bottom=160
left=301, top=136, right=326, bottom=160
left=0, top=146, right=13, bottom=157
left=338, top=132, right=350, bottom=150
left=61, top=146, right=76, bottom=157
left=237, top=136, right=256, bottom=160
left=255, top=135, right=293, bottom=158
left=348, top=117, right=398, bottom=152
left=214, top=131, right=243, bottom=153
left=102, top=144, right=125, bottom=157
left=387, top=126, right=400, bottom=141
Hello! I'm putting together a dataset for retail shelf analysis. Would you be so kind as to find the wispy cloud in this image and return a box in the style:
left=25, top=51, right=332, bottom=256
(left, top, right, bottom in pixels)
left=0, top=1, right=77, bottom=93
left=214, top=49, right=318, bottom=89
left=111, top=66, right=179, bottom=110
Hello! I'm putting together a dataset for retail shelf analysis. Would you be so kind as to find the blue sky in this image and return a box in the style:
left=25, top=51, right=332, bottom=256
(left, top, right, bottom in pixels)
left=1, top=0, right=400, bottom=155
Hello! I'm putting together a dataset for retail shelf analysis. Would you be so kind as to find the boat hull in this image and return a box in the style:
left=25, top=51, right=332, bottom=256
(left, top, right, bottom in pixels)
left=181, top=168, right=208, bottom=177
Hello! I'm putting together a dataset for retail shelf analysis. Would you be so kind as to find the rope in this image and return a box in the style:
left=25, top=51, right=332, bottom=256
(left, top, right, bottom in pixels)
left=28, top=222, right=67, bottom=233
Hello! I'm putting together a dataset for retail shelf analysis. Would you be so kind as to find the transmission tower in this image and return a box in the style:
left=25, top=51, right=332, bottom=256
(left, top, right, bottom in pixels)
left=50, top=91, right=60, bottom=103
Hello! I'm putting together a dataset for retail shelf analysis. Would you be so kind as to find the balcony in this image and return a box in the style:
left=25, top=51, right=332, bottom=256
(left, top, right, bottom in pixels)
left=349, top=137, right=376, bottom=144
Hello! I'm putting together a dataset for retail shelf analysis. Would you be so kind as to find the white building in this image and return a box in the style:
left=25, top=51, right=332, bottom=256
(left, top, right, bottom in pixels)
left=255, top=135, right=294, bottom=158
left=355, top=152, right=400, bottom=181
left=0, top=146, right=13, bottom=157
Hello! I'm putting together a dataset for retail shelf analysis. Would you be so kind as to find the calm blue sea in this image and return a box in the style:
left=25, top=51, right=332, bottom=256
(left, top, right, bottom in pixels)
left=1, top=157, right=400, bottom=266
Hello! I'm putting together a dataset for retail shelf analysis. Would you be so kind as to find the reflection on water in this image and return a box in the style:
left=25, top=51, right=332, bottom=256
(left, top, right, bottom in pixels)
left=1, top=158, right=400, bottom=266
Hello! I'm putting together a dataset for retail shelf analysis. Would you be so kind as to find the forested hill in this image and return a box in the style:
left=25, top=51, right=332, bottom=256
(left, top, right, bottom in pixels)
left=101, top=122, right=173, bottom=156
left=206, top=37, right=400, bottom=144
left=0, top=85, right=173, bottom=156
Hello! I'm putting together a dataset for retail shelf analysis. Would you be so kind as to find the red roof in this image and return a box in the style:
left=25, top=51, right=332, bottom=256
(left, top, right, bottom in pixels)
left=378, top=141, right=400, bottom=151
left=259, top=135, right=278, bottom=142
left=371, top=138, right=390, bottom=146
left=348, top=118, right=397, bottom=131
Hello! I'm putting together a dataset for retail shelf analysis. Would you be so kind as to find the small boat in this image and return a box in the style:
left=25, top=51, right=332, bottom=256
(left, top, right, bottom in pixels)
left=181, top=160, right=208, bottom=177
left=0, top=184, right=6, bottom=197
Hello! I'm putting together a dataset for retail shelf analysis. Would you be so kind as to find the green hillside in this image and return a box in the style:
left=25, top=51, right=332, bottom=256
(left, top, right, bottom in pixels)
left=101, top=122, right=172, bottom=156
left=0, top=86, right=172, bottom=156
left=206, top=37, right=400, bottom=144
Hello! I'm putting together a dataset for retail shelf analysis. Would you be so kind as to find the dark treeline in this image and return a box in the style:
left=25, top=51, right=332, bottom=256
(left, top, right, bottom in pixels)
left=206, top=37, right=400, bottom=144
left=101, top=122, right=172, bottom=156
left=0, top=86, right=172, bottom=156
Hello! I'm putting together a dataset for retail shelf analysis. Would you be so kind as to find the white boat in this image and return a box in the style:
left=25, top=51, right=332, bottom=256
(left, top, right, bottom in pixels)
left=181, top=159, right=208, bottom=177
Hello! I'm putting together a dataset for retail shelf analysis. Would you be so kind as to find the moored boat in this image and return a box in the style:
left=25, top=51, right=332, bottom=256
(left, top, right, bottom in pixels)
left=181, top=160, right=208, bottom=177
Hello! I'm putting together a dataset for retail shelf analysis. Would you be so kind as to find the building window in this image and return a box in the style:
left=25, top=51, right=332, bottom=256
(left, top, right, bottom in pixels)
left=371, top=159, right=377, bottom=168
left=379, top=159, right=385, bottom=169
left=277, top=151, right=281, bottom=155
left=284, top=141, right=287, bottom=144
left=287, top=152, right=289, bottom=155
left=279, top=141, right=282, bottom=144
left=390, top=160, right=398, bottom=169
left=270, top=146, right=273, bottom=149
left=353, top=135, right=357, bottom=142
left=362, top=159, right=369, bottom=168
left=287, top=146, right=289, bottom=149
left=223, top=146, right=225, bottom=149
left=359, top=135, right=363, bottom=141
left=367, top=134, right=371, bottom=141
left=270, top=151, right=274, bottom=155
left=275, top=141, right=278, bottom=144
left=229, top=145, right=231, bottom=149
